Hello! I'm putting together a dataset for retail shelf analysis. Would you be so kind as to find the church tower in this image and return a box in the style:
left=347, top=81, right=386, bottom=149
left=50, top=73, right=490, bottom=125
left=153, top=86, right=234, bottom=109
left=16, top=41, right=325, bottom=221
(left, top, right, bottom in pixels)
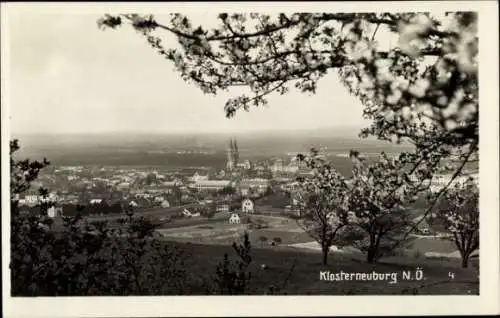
left=232, top=139, right=239, bottom=166
left=226, top=138, right=234, bottom=171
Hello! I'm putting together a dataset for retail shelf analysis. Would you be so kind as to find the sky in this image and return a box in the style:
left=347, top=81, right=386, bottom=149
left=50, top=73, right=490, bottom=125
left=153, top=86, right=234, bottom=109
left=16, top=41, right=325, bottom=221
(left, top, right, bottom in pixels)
left=6, top=8, right=371, bottom=135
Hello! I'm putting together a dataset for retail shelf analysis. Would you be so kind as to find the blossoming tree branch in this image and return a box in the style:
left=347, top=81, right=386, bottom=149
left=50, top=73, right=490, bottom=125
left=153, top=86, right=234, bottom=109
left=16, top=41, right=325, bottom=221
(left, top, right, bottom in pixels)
left=98, top=12, right=479, bottom=262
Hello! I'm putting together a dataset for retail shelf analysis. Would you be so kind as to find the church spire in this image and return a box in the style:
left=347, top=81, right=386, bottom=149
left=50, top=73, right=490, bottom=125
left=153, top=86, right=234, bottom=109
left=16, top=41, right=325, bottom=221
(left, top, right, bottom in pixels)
left=233, top=139, right=239, bottom=165
left=226, top=138, right=234, bottom=171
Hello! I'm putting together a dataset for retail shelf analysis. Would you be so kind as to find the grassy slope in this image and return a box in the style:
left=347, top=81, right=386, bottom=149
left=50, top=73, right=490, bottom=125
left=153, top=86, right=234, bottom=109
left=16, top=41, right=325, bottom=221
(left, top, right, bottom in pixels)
left=178, top=242, right=479, bottom=295
left=50, top=206, right=478, bottom=295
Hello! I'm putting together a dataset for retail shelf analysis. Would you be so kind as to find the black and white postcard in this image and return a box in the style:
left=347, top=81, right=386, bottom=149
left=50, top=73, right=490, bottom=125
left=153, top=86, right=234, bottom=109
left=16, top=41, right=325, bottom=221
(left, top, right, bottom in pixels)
left=2, top=1, right=499, bottom=317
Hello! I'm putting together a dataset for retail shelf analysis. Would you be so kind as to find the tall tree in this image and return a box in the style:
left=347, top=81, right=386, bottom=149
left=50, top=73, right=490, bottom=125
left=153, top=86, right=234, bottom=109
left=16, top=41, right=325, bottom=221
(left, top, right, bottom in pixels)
left=437, top=178, right=479, bottom=268
left=342, top=151, right=429, bottom=263
left=295, top=149, right=350, bottom=265
left=10, top=139, right=54, bottom=295
left=297, top=149, right=434, bottom=264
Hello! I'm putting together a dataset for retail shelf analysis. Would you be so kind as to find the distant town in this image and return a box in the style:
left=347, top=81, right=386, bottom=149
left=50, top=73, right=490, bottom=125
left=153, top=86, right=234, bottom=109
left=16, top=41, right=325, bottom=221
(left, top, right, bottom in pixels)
left=17, top=138, right=478, bottom=230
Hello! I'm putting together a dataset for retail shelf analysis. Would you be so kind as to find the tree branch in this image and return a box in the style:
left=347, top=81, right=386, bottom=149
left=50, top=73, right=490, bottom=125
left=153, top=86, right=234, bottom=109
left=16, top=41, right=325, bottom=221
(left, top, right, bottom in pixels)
left=388, top=143, right=477, bottom=252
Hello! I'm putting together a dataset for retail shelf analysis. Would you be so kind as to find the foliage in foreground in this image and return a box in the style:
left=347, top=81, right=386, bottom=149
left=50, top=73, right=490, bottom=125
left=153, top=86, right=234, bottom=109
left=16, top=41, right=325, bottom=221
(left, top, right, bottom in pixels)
left=11, top=208, right=189, bottom=296
left=10, top=140, right=189, bottom=296
left=295, top=146, right=479, bottom=267
left=97, top=12, right=478, bottom=188
left=437, top=178, right=479, bottom=268
left=295, top=148, right=433, bottom=264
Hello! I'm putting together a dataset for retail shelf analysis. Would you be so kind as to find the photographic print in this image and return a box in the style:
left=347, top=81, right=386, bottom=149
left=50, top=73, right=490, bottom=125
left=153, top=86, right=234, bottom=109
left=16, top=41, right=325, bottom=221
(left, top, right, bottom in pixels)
left=2, top=1, right=499, bottom=317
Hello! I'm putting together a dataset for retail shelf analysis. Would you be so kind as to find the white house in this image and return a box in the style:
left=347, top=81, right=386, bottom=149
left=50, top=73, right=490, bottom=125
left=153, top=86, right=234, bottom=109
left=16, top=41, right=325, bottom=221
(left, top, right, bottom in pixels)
left=47, top=206, right=63, bottom=218
left=229, top=213, right=241, bottom=224
left=90, top=198, right=103, bottom=205
left=241, top=199, right=254, bottom=214
left=129, top=201, right=138, bottom=208
left=160, top=200, right=170, bottom=208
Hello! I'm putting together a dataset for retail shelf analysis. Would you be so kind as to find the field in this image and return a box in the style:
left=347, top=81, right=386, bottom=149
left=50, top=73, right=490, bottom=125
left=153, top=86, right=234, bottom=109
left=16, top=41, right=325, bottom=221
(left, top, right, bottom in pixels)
left=76, top=200, right=473, bottom=264
left=47, top=212, right=479, bottom=295
left=78, top=203, right=467, bottom=261
left=155, top=213, right=461, bottom=254
left=156, top=215, right=312, bottom=246
left=176, top=242, right=479, bottom=295
left=156, top=213, right=478, bottom=295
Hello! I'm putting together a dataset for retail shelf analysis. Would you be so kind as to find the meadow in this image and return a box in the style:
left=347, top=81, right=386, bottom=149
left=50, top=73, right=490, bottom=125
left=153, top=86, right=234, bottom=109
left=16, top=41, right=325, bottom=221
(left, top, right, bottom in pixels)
left=156, top=214, right=312, bottom=246
left=174, top=241, right=479, bottom=295
left=151, top=212, right=478, bottom=295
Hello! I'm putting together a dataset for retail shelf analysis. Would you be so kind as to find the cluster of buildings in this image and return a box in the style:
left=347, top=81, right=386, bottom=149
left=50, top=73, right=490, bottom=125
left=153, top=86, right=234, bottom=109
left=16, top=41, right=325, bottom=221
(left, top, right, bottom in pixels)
left=18, top=137, right=480, bottom=223
left=225, top=138, right=308, bottom=176
left=186, top=138, right=305, bottom=194
left=18, top=140, right=479, bottom=232
left=14, top=138, right=315, bottom=220
left=180, top=197, right=257, bottom=224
